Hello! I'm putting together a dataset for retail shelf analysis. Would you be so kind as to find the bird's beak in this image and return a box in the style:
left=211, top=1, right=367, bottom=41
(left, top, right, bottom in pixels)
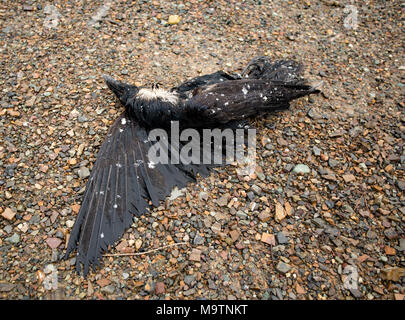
left=103, top=75, right=129, bottom=101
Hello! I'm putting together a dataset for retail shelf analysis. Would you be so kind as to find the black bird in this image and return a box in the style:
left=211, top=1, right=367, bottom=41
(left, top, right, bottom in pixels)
left=65, top=57, right=320, bottom=276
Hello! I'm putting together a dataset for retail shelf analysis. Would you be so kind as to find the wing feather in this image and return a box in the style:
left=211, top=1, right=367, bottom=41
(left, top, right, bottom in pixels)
left=65, top=111, right=213, bottom=275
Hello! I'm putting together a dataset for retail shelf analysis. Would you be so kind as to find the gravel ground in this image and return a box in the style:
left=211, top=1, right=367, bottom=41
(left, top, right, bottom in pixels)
left=0, top=0, right=404, bottom=300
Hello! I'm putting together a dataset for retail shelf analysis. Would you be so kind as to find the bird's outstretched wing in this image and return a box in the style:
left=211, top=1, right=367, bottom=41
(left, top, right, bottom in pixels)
left=184, top=79, right=319, bottom=126
left=65, top=111, right=213, bottom=276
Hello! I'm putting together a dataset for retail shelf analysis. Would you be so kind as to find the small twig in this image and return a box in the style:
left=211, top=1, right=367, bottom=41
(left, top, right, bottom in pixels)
left=102, top=242, right=188, bottom=257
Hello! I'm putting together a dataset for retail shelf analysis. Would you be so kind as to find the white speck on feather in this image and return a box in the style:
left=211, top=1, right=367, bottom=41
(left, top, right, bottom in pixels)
left=113, top=204, right=118, bottom=209
left=116, top=163, right=122, bottom=168
left=263, top=96, right=268, bottom=101
left=224, top=102, right=229, bottom=106
left=116, top=194, right=121, bottom=198
left=100, top=233, right=104, bottom=239
left=99, top=190, right=104, bottom=195
left=121, top=118, right=127, bottom=125
left=148, top=161, right=156, bottom=169
left=134, top=160, right=143, bottom=167
left=242, top=86, right=248, bottom=95
left=119, top=128, right=123, bottom=133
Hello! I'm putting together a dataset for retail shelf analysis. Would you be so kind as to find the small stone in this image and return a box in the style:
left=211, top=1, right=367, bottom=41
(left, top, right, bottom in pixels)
left=184, top=275, right=195, bottom=285
left=258, top=209, right=271, bottom=222
left=2, top=207, right=16, bottom=221
left=384, top=228, right=398, bottom=240
left=397, top=180, right=405, bottom=191
left=394, top=293, right=405, bottom=301
left=229, top=230, right=240, bottom=242
left=198, top=192, right=208, bottom=201
left=384, top=246, right=396, bottom=255
left=251, top=184, right=262, bottom=195
left=275, top=203, right=286, bottom=222
left=342, top=174, right=356, bottom=183
left=397, top=238, right=405, bottom=252
left=135, top=239, right=142, bottom=250
left=46, top=237, right=62, bottom=249
left=236, top=210, right=247, bottom=219
left=293, top=164, right=310, bottom=174
left=97, top=278, right=111, bottom=287
left=313, top=146, right=321, bottom=156
left=350, top=288, right=363, bottom=298
left=211, top=222, right=221, bottom=233
left=6, top=233, right=20, bottom=244
left=216, top=194, right=230, bottom=207
left=328, top=158, right=339, bottom=168
left=276, top=262, right=291, bottom=274
left=189, top=248, right=201, bottom=262
left=276, top=232, right=289, bottom=244
left=168, top=15, right=181, bottom=24
left=261, top=233, right=275, bottom=245
left=329, top=129, right=346, bottom=137
left=71, top=203, right=80, bottom=214
left=381, top=267, right=405, bottom=281
left=101, top=285, right=115, bottom=295
left=78, top=166, right=90, bottom=179
left=295, top=283, right=306, bottom=294
left=144, top=279, right=155, bottom=292
left=155, top=282, right=165, bottom=294
left=193, top=233, right=204, bottom=245
left=0, top=283, right=15, bottom=292
left=66, top=220, right=74, bottom=228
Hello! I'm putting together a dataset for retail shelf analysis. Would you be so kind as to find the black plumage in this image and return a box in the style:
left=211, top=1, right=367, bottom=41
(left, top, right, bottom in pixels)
left=65, top=57, right=320, bottom=275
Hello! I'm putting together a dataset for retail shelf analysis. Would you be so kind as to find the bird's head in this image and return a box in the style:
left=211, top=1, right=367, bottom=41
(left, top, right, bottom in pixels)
left=103, top=75, right=139, bottom=105
left=103, top=76, right=179, bottom=107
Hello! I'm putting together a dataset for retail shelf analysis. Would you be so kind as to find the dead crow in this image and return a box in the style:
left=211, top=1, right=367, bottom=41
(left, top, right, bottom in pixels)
left=65, top=57, right=320, bottom=276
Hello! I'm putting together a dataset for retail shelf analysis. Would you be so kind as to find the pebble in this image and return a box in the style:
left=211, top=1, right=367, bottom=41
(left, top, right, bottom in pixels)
left=193, top=233, right=204, bottom=245
left=6, top=233, right=20, bottom=244
left=276, top=232, right=289, bottom=244
left=2, top=208, right=16, bottom=221
left=155, top=282, right=165, bottom=294
left=276, top=262, right=291, bottom=274
left=168, top=15, right=181, bottom=25
left=101, top=285, right=116, bottom=295
left=46, top=237, right=62, bottom=249
left=78, top=166, right=90, bottom=179
left=293, top=164, right=310, bottom=174
left=198, top=192, right=208, bottom=201
left=312, top=146, right=321, bottom=156
left=216, top=194, right=230, bottom=207
left=189, top=249, right=201, bottom=262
